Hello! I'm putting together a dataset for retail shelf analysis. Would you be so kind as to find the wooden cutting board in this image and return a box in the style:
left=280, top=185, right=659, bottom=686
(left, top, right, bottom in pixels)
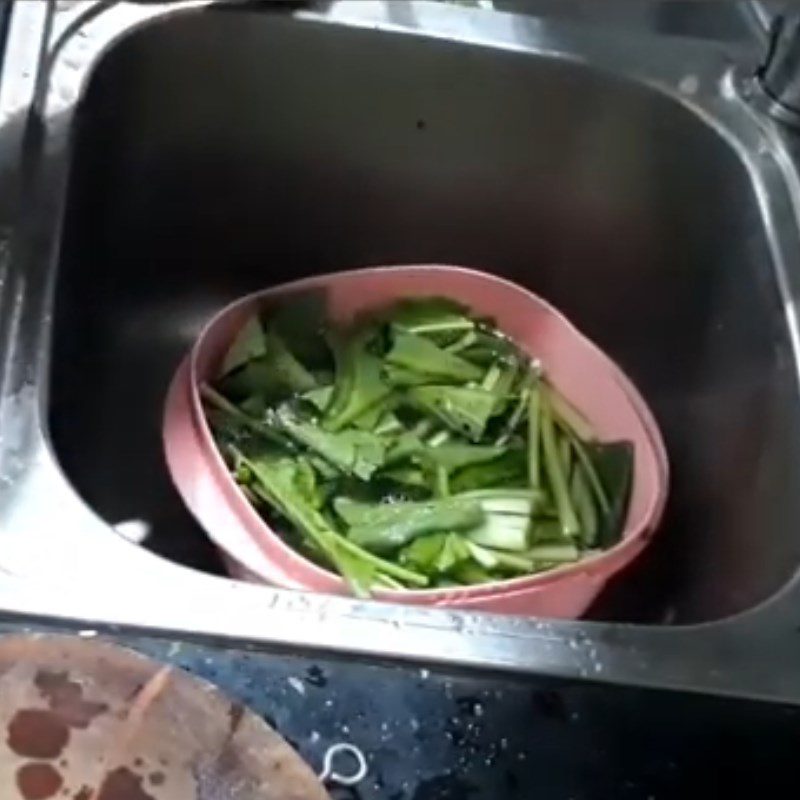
left=0, top=635, right=330, bottom=800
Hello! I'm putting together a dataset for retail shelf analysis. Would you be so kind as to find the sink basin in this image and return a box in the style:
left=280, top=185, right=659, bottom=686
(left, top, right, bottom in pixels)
left=48, top=4, right=796, bottom=625
left=4, top=1, right=800, bottom=701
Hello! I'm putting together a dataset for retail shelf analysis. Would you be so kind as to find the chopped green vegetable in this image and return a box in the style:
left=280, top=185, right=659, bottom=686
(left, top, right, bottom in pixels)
left=338, top=496, right=484, bottom=552
left=388, top=297, right=474, bottom=344
left=204, top=294, right=637, bottom=596
left=527, top=382, right=541, bottom=489
left=267, top=291, right=332, bottom=370
left=406, top=385, right=497, bottom=440
left=400, top=532, right=471, bottom=575
left=571, top=461, right=599, bottom=548
left=325, top=328, right=391, bottom=431
left=276, top=406, right=386, bottom=480
left=219, top=330, right=316, bottom=402
left=220, top=315, right=267, bottom=376
left=540, top=393, right=580, bottom=538
left=589, top=441, right=634, bottom=547
left=386, top=330, right=483, bottom=383
left=449, top=449, right=526, bottom=493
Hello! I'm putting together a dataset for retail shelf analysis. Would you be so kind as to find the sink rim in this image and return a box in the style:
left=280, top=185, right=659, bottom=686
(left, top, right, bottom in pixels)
left=2, top=0, right=800, bottom=702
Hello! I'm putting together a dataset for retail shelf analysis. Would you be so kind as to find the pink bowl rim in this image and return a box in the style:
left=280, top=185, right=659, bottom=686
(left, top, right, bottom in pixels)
left=181, top=264, right=669, bottom=601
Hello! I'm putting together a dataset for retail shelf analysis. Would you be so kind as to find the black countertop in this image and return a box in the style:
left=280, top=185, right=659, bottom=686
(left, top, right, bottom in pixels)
left=3, top=618, right=796, bottom=800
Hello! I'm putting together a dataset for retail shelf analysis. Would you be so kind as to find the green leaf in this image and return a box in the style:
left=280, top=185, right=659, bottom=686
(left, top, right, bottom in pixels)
left=399, top=533, right=447, bottom=571
left=276, top=407, right=386, bottom=480
left=571, top=460, right=599, bottom=547
left=451, top=562, right=494, bottom=585
left=373, top=410, right=404, bottom=436
left=378, top=465, right=430, bottom=492
left=339, top=497, right=484, bottom=552
left=268, top=291, right=332, bottom=371
left=220, top=315, right=267, bottom=376
left=350, top=395, right=398, bottom=432
left=302, top=385, right=333, bottom=412
left=480, top=359, right=519, bottom=417
left=424, top=442, right=508, bottom=471
left=383, top=364, right=434, bottom=388
left=238, top=450, right=427, bottom=593
left=219, top=331, right=317, bottom=402
left=325, top=328, right=392, bottom=432
left=588, top=441, right=634, bottom=547
left=201, top=383, right=293, bottom=451
left=406, top=385, right=497, bottom=440
left=459, top=330, right=518, bottom=366
left=387, top=297, right=474, bottom=344
left=386, top=330, right=483, bottom=383
left=399, top=532, right=471, bottom=575
left=449, top=449, right=527, bottom=493
left=434, top=533, right=471, bottom=572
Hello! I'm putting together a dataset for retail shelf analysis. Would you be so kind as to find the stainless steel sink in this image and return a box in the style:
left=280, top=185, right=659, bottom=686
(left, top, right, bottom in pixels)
left=3, top=0, right=800, bottom=701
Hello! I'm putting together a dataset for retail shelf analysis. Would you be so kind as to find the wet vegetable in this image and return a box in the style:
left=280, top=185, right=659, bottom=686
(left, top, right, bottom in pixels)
left=203, top=296, right=634, bottom=596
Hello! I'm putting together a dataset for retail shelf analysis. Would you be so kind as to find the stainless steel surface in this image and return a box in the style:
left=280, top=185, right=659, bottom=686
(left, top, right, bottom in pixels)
left=2, top=0, right=800, bottom=701
left=756, top=7, right=800, bottom=125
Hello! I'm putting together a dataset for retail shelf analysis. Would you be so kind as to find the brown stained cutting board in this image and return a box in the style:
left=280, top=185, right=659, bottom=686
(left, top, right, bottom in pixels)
left=0, top=635, right=330, bottom=800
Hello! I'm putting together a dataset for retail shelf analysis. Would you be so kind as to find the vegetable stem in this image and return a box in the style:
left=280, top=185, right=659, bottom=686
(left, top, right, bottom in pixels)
left=527, top=382, right=541, bottom=489
left=540, top=394, right=580, bottom=538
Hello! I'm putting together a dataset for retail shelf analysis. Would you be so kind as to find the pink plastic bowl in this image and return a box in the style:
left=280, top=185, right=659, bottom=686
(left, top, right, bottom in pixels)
left=164, top=265, right=668, bottom=618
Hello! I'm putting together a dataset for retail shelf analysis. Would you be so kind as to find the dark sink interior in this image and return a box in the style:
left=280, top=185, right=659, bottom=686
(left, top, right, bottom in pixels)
left=48, top=8, right=800, bottom=624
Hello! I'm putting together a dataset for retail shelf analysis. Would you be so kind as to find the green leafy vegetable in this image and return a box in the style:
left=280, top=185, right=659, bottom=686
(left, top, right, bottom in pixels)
left=337, top=496, right=484, bottom=551
left=406, top=385, right=497, bottom=440
left=386, top=330, right=483, bottom=383
left=220, top=315, right=267, bottom=375
left=203, top=293, right=637, bottom=596
left=325, top=329, right=391, bottom=432
left=388, top=297, right=474, bottom=344
left=276, top=406, right=386, bottom=480
left=220, top=330, right=316, bottom=401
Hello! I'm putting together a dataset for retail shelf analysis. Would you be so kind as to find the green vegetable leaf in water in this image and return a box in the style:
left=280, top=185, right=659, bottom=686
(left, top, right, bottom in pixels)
left=399, top=533, right=447, bottom=572
left=236, top=449, right=427, bottom=595
left=424, top=442, right=508, bottom=472
left=325, top=328, right=391, bottom=432
left=201, top=383, right=294, bottom=451
left=219, top=330, right=317, bottom=402
left=267, top=291, right=332, bottom=371
left=387, top=297, right=474, bottom=345
left=386, top=435, right=508, bottom=473
left=383, top=364, right=434, bottom=388
left=459, top=330, right=518, bottom=366
left=302, top=385, right=333, bottom=412
left=406, top=385, right=497, bottom=440
left=220, top=315, right=267, bottom=376
left=399, top=532, right=471, bottom=575
left=378, top=465, right=431, bottom=492
left=335, top=496, right=484, bottom=551
left=480, top=358, right=519, bottom=417
left=276, top=407, right=386, bottom=480
left=386, top=330, right=483, bottom=383
left=450, top=448, right=526, bottom=493
left=588, top=441, right=634, bottom=547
